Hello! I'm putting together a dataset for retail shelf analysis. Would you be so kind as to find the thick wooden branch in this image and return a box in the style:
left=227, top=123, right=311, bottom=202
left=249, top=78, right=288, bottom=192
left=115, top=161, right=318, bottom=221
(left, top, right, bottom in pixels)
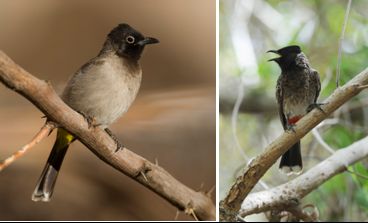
left=239, top=135, right=368, bottom=217
left=0, top=51, right=215, bottom=221
left=220, top=66, right=368, bottom=221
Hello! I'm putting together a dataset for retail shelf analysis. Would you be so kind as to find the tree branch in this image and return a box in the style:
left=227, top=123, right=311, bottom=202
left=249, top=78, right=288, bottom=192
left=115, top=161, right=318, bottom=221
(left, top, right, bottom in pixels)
left=0, top=122, right=55, bottom=171
left=0, top=50, right=215, bottom=221
left=239, top=135, right=368, bottom=218
left=220, top=66, right=368, bottom=221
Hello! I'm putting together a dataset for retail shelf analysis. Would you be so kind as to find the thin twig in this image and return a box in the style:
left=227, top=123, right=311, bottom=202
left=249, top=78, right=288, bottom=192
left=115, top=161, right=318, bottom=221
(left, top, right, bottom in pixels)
left=346, top=168, right=368, bottom=180
left=312, top=128, right=335, bottom=154
left=0, top=122, right=55, bottom=171
left=357, top=84, right=368, bottom=90
left=230, top=78, right=269, bottom=190
left=336, top=0, right=352, bottom=87
left=231, top=79, right=249, bottom=161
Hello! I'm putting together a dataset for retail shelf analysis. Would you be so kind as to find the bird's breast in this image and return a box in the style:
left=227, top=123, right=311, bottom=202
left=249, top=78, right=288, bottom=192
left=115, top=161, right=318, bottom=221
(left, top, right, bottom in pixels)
left=63, top=56, right=142, bottom=127
left=282, top=70, right=314, bottom=117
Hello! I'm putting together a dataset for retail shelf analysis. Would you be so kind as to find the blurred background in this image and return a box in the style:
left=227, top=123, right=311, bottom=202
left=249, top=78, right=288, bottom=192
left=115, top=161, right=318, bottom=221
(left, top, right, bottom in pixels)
left=0, top=0, right=215, bottom=221
left=220, top=0, right=368, bottom=221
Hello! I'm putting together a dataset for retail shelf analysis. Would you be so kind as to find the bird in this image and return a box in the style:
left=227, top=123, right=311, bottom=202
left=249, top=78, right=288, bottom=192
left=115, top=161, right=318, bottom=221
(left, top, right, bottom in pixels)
left=268, top=45, right=321, bottom=175
left=32, top=23, right=159, bottom=202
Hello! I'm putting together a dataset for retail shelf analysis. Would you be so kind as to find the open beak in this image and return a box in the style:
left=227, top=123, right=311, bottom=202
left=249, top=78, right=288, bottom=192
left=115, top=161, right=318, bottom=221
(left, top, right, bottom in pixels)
left=137, top=37, right=159, bottom=46
left=267, top=50, right=281, bottom=62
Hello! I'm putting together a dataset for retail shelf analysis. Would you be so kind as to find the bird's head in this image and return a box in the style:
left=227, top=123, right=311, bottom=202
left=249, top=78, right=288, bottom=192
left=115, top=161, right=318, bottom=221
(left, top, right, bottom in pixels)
left=106, top=23, right=159, bottom=61
left=267, top=45, right=303, bottom=71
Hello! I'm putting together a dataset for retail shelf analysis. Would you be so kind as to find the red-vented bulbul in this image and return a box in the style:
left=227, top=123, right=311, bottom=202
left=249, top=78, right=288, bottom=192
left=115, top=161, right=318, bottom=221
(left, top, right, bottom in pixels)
left=268, top=45, right=321, bottom=174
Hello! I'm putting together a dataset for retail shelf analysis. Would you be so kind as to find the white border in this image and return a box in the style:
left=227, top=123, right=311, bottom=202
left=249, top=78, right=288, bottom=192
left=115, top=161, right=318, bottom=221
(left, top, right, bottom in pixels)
left=216, top=0, right=220, bottom=221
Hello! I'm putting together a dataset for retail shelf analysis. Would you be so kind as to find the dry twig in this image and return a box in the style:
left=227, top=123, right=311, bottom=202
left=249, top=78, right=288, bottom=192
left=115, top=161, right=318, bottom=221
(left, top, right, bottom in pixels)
left=336, top=0, right=352, bottom=87
left=0, top=122, right=55, bottom=171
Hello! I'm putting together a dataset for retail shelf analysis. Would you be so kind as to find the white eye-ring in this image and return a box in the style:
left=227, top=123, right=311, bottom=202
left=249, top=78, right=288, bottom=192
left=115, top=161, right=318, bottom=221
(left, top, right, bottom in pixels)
left=126, top=35, right=135, bottom=44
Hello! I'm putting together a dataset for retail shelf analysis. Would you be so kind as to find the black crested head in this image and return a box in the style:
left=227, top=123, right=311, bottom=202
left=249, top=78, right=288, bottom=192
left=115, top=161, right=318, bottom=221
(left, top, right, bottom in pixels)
left=104, top=23, right=159, bottom=61
left=275, top=45, right=301, bottom=56
left=267, top=45, right=303, bottom=71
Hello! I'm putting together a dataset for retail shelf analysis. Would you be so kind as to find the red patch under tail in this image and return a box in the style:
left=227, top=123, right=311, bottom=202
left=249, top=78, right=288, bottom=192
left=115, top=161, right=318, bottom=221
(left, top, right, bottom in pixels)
left=287, top=115, right=303, bottom=125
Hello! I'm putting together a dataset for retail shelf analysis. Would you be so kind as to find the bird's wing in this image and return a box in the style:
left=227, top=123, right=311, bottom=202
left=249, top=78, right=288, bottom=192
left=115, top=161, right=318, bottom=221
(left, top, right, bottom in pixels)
left=79, top=56, right=105, bottom=74
left=276, top=75, right=287, bottom=130
left=61, top=56, right=105, bottom=99
left=311, top=69, right=321, bottom=103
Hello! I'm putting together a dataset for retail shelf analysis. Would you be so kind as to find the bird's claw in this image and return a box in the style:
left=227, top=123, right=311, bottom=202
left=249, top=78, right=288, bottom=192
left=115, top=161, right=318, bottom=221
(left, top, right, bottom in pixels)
left=286, top=124, right=296, bottom=133
left=105, top=128, right=124, bottom=152
left=78, top=111, right=99, bottom=128
left=114, top=142, right=124, bottom=152
left=307, top=102, right=326, bottom=114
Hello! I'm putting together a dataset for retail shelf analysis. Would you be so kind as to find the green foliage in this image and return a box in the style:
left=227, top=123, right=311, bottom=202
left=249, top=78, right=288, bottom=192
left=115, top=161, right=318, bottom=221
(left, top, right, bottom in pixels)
left=350, top=163, right=368, bottom=210
left=323, top=124, right=364, bottom=148
left=326, top=4, right=345, bottom=34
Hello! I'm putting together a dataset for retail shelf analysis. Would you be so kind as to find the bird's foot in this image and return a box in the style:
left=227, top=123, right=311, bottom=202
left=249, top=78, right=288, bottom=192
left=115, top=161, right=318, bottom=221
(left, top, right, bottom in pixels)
left=105, top=128, right=124, bottom=152
left=286, top=123, right=296, bottom=133
left=78, top=111, right=99, bottom=129
left=307, top=102, right=327, bottom=114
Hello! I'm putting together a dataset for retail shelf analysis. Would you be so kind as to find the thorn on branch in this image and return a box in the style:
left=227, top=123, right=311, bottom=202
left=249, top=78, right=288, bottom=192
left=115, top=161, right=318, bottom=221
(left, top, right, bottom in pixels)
left=206, top=185, right=215, bottom=198
left=185, top=201, right=199, bottom=221
left=137, top=162, right=151, bottom=183
left=140, top=171, right=149, bottom=182
left=197, top=182, right=205, bottom=192
left=44, top=79, right=52, bottom=86
left=174, top=209, right=180, bottom=221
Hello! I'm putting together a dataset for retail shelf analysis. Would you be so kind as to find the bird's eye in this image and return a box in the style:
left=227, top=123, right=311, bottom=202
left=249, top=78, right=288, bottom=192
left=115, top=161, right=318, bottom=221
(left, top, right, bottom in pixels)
left=126, top=35, right=135, bottom=44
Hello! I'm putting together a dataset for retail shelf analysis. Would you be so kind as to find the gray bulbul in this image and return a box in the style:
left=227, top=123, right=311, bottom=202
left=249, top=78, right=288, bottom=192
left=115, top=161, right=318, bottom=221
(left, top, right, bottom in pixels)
left=32, top=23, right=159, bottom=201
left=268, top=45, right=321, bottom=175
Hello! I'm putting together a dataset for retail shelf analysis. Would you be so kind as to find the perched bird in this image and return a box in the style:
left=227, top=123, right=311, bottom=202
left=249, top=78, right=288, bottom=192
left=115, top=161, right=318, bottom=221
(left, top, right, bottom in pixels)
left=268, top=45, right=321, bottom=175
left=32, top=23, right=159, bottom=201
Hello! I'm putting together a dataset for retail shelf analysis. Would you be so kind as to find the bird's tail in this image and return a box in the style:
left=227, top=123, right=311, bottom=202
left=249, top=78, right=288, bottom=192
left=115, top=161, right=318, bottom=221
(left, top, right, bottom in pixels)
left=32, top=129, right=74, bottom=202
left=279, top=140, right=302, bottom=175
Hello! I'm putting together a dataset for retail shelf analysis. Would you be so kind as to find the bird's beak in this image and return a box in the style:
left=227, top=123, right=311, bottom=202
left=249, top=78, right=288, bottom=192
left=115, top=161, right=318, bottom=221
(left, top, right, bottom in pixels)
left=137, top=37, right=159, bottom=46
left=267, top=50, right=281, bottom=62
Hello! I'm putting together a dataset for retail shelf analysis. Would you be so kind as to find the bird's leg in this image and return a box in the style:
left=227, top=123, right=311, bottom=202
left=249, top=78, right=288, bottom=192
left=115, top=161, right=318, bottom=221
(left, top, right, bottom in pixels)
left=105, top=128, right=124, bottom=152
left=78, top=111, right=98, bottom=129
left=286, top=113, right=299, bottom=133
left=307, top=102, right=327, bottom=114
left=286, top=123, right=296, bottom=133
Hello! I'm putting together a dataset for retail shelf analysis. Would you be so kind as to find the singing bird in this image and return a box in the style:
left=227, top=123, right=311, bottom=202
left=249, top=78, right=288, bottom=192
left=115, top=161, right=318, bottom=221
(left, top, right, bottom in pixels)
left=268, top=45, right=321, bottom=174
left=32, top=23, right=159, bottom=201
